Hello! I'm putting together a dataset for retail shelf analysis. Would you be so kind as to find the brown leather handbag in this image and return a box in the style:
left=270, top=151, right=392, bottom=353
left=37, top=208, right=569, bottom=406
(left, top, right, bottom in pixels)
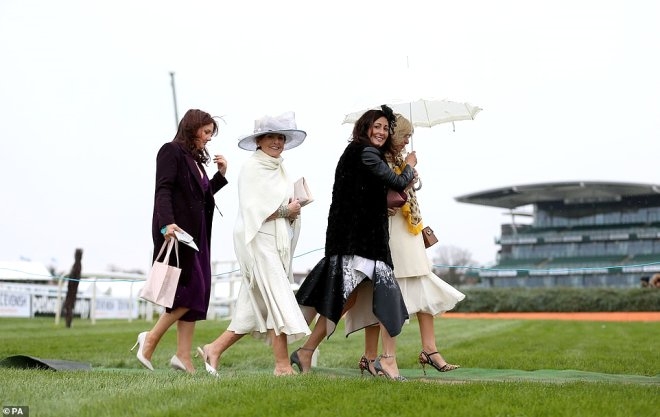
left=387, top=189, right=408, bottom=208
left=422, top=226, right=438, bottom=248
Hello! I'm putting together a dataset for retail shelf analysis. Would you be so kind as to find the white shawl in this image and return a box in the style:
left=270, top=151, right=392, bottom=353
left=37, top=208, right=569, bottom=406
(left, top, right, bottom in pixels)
left=233, top=150, right=299, bottom=287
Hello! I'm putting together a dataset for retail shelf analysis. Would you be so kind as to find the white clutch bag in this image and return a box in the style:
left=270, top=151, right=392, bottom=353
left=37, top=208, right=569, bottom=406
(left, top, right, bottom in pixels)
left=294, top=177, right=314, bottom=207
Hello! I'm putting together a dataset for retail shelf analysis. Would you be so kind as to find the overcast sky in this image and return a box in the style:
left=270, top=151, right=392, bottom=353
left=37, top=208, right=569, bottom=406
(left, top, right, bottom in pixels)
left=1, top=0, right=658, bottom=276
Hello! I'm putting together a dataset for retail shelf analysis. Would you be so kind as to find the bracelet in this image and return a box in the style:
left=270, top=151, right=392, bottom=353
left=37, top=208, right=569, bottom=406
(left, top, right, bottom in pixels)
left=277, top=205, right=289, bottom=218
left=160, top=226, right=167, bottom=235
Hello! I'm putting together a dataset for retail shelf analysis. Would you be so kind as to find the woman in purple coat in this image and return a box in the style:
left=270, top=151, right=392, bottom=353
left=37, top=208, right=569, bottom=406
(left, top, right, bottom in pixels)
left=131, top=109, right=228, bottom=373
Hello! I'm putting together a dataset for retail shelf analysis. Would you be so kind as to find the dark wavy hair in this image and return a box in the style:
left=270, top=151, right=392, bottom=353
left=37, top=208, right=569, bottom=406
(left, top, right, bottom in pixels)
left=350, top=104, right=397, bottom=148
left=172, top=109, right=219, bottom=164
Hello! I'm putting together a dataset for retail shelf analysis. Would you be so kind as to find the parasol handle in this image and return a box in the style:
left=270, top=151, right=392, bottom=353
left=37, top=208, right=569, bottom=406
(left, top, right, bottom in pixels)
left=403, top=149, right=420, bottom=190
left=413, top=177, right=422, bottom=191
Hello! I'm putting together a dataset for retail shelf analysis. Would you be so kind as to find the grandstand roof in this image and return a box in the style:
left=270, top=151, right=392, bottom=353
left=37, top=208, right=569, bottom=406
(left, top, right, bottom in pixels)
left=455, top=181, right=660, bottom=209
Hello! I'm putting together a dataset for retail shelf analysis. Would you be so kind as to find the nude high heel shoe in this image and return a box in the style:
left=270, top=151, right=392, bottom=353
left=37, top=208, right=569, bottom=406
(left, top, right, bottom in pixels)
left=196, top=346, right=219, bottom=377
left=170, top=355, right=187, bottom=372
left=130, top=332, right=154, bottom=371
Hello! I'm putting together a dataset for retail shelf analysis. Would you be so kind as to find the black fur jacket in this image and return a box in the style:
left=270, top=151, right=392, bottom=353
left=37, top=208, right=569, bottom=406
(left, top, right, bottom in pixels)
left=324, top=142, right=415, bottom=267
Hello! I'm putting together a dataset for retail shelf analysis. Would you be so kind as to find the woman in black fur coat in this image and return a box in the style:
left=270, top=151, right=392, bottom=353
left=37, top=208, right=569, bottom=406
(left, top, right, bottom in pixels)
left=292, top=105, right=417, bottom=380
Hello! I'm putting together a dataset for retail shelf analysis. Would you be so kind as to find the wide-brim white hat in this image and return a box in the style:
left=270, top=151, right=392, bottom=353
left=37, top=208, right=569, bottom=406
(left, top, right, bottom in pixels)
left=237, top=111, right=307, bottom=151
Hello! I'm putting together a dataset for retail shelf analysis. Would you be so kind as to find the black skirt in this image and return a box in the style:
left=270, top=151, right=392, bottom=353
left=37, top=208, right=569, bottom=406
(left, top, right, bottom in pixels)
left=296, top=255, right=408, bottom=337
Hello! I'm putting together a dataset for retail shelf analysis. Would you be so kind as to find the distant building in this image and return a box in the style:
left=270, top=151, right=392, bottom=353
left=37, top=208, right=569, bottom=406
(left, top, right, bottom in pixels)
left=456, top=181, right=660, bottom=288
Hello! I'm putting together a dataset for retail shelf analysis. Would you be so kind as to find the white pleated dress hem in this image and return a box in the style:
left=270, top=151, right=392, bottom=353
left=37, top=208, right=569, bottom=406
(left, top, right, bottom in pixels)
left=389, top=211, right=465, bottom=316
left=397, top=272, right=465, bottom=316
left=227, top=222, right=310, bottom=345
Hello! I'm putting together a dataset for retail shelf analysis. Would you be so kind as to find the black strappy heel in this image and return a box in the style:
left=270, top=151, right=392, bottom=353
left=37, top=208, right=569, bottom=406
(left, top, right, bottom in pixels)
left=373, top=355, right=406, bottom=381
left=418, top=350, right=460, bottom=375
left=290, top=347, right=315, bottom=373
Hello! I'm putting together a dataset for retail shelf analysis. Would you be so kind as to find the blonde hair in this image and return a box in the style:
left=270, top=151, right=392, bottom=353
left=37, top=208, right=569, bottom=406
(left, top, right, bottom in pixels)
left=391, top=114, right=413, bottom=147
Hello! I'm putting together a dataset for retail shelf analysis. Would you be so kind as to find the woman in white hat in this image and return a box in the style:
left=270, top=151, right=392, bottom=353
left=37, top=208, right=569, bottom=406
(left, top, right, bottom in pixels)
left=197, top=112, right=310, bottom=376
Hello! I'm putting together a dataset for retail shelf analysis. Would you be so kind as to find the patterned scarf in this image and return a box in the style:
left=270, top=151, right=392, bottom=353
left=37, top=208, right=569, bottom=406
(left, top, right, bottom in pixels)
left=390, top=153, right=424, bottom=235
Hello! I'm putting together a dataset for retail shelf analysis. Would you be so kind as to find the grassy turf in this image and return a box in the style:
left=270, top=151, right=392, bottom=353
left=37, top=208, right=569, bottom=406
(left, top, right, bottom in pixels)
left=0, top=317, right=658, bottom=417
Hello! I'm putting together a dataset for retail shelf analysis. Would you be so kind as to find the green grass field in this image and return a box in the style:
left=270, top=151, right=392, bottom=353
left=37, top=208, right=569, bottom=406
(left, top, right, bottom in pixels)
left=1, top=316, right=658, bottom=417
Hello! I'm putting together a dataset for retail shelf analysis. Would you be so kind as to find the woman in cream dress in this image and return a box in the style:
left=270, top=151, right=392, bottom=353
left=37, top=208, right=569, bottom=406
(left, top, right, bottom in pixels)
left=197, top=112, right=310, bottom=376
left=360, top=114, right=466, bottom=376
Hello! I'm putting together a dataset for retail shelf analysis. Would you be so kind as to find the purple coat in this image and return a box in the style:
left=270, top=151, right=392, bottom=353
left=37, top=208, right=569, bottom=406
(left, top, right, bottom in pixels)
left=151, top=141, right=228, bottom=281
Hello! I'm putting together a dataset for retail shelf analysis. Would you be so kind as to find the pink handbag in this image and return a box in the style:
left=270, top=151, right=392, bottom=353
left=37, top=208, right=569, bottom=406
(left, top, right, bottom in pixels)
left=139, top=239, right=181, bottom=308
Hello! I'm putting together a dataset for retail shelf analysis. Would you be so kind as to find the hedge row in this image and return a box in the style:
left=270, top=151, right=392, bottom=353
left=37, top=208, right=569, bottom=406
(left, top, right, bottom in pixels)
left=452, top=287, right=660, bottom=312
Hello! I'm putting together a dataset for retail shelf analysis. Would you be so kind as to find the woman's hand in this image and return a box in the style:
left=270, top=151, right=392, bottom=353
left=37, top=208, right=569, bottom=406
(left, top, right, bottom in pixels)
left=404, top=151, right=417, bottom=167
left=213, top=154, right=228, bottom=176
left=267, top=199, right=302, bottom=221
left=387, top=207, right=398, bottom=217
left=162, top=223, right=182, bottom=240
left=287, top=198, right=302, bottom=221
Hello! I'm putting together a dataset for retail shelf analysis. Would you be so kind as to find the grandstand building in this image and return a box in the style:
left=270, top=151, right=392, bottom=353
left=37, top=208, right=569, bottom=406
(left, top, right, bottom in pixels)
left=455, top=181, right=660, bottom=288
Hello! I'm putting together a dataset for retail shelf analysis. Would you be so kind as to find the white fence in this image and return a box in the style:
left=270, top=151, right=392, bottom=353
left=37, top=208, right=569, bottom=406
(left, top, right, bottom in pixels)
left=0, top=260, right=245, bottom=323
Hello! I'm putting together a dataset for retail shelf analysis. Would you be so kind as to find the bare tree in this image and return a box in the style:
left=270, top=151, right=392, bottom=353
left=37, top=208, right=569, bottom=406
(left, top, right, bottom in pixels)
left=430, top=245, right=478, bottom=286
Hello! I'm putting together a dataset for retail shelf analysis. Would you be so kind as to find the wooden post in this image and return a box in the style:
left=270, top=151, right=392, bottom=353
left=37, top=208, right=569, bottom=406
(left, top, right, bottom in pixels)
left=62, top=248, right=83, bottom=328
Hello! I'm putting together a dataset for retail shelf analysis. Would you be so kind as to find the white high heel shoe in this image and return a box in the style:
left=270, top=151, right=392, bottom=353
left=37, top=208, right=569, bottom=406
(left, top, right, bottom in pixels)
left=196, top=346, right=219, bottom=377
left=130, top=332, right=154, bottom=371
left=170, top=355, right=187, bottom=372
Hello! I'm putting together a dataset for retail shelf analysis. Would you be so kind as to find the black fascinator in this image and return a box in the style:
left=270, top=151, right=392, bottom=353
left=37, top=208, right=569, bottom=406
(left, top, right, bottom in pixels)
left=380, top=104, right=397, bottom=135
